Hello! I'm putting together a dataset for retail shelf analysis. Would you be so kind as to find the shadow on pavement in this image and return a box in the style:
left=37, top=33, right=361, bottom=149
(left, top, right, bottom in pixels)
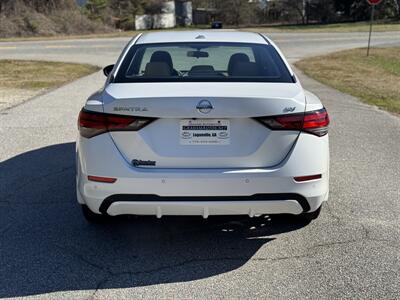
left=0, top=143, right=309, bottom=297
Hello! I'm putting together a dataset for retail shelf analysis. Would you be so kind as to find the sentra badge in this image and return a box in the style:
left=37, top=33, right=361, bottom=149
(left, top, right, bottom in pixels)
left=113, top=107, right=148, bottom=112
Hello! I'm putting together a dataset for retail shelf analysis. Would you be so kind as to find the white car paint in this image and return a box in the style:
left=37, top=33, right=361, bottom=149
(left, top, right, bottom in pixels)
left=76, top=31, right=329, bottom=220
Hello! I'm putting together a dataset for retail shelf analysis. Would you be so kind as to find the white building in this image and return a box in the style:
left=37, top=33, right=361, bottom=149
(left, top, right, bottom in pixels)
left=135, top=1, right=192, bottom=30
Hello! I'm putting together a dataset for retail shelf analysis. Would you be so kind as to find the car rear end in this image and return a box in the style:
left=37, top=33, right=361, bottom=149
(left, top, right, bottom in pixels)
left=76, top=32, right=329, bottom=219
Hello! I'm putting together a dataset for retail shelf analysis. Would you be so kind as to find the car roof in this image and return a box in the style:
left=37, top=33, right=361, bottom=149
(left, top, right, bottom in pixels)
left=135, top=30, right=268, bottom=45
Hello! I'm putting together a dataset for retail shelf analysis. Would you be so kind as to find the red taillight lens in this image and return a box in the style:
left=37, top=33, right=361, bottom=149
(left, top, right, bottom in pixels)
left=302, top=108, right=330, bottom=136
left=266, top=114, right=304, bottom=130
left=78, top=109, right=155, bottom=138
left=294, top=174, right=322, bottom=182
left=255, top=108, right=329, bottom=137
left=88, top=175, right=117, bottom=183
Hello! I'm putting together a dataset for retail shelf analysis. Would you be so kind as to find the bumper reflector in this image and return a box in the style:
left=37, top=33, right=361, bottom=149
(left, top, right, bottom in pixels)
left=88, top=175, right=117, bottom=183
left=294, top=174, right=322, bottom=182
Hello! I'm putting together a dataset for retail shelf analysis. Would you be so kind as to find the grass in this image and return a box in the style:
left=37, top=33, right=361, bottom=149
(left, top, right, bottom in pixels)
left=245, top=21, right=400, bottom=33
left=0, top=21, right=399, bottom=42
left=295, top=47, right=400, bottom=114
left=0, top=31, right=140, bottom=42
left=0, top=60, right=100, bottom=91
left=0, top=26, right=207, bottom=42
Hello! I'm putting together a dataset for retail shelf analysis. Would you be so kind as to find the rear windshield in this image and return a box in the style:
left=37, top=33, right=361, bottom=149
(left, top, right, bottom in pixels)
left=114, top=42, right=293, bottom=83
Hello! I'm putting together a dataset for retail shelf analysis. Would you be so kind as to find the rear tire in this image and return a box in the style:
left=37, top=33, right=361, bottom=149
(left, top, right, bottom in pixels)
left=297, top=205, right=322, bottom=222
left=81, top=204, right=108, bottom=223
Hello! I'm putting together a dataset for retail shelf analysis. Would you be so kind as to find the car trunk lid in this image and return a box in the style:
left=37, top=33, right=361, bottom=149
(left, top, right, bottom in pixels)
left=103, top=82, right=305, bottom=169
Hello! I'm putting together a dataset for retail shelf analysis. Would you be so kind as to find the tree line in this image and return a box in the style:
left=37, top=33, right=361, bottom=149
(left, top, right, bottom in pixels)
left=0, top=0, right=77, bottom=14
left=0, top=0, right=108, bottom=38
left=0, top=0, right=398, bottom=36
left=82, top=0, right=167, bottom=30
left=198, top=0, right=399, bottom=25
left=81, top=0, right=399, bottom=29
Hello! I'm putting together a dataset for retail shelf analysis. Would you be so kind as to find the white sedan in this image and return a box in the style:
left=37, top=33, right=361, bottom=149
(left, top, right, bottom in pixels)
left=76, top=31, right=330, bottom=222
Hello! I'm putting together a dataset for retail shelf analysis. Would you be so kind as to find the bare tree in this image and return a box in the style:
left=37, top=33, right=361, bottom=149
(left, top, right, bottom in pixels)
left=283, top=0, right=308, bottom=24
left=395, top=0, right=400, bottom=19
left=143, top=0, right=164, bottom=15
left=215, top=0, right=251, bottom=26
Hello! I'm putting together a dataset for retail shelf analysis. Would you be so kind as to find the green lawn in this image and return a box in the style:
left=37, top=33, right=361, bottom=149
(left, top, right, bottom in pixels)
left=295, top=47, right=400, bottom=114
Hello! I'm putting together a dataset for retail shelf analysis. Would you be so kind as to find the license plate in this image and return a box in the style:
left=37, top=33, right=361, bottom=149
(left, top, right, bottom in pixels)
left=180, top=119, right=230, bottom=145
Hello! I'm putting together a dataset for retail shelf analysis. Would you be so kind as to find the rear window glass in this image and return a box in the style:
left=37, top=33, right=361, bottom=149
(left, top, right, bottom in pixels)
left=115, top=42, right=293, bottom=83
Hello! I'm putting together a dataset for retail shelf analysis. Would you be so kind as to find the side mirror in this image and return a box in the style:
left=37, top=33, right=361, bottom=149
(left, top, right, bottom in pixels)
left=103, top=64, right=114, bottom=77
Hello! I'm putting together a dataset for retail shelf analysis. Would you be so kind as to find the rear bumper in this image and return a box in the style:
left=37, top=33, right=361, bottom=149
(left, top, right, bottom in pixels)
left=102, top=197, right=327, bottom=218
left=78, top=192, right=327, bottom=217
left=99, top=193, right=315, bottom=217
left=76, top=132, right=329, bottom=217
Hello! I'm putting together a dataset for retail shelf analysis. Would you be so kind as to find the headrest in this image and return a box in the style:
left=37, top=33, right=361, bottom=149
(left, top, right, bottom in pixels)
left=228, top=53, right=250, bottom=75
left=230, top=62, right=260, bottom=77
left=150, top=51, right=173, bottom=69
left=144, top=62, right=172, bottom=77
left=188, top=65, right=215, bottom=76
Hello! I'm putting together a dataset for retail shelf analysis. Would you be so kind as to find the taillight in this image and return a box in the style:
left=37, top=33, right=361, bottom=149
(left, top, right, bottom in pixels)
left=294, top=174, right=322, bottom=182
left=255, top=108, right=330, bottom=137
left=302, top=108, right=330, bottom=136
left=88, top=175, right=117, bottom=183
left=78, top=109, right=155, bottom=138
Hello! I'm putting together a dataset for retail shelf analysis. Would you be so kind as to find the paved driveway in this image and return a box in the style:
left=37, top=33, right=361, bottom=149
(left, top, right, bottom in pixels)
left=0, top=31, right=399, bottom=299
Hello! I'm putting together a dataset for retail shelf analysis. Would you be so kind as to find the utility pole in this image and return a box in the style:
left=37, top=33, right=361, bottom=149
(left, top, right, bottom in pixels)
left=366, top=0, right=382, bottom=56
left=367, top=5, right=375, bottom=56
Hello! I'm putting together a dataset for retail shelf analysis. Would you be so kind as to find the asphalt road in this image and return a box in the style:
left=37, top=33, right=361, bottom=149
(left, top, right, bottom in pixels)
left=0, top=31, right=399, bottom=299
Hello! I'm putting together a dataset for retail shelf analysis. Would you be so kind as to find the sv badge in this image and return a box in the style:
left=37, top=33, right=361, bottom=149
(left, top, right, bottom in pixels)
left=283, top=107, right=296, bottom=113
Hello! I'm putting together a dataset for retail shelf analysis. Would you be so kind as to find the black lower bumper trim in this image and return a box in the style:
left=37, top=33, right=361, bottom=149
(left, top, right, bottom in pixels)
left=99, top=193, right=311, bottom=215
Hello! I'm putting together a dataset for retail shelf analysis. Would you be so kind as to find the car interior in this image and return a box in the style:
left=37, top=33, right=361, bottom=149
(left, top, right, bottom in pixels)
left=143, top=50, right=262, bottom=77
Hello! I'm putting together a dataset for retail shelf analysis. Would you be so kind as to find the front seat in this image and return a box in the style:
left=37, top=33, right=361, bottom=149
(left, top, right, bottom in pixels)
left=230, top=62, right=260, bottom=77
left=227, top=53, right=250, bottom=76
left=150, top=51, right=178, bottom=76
left=144, top=62, right=173, bottom=77
left=188, top=65, right=216, bottom=76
